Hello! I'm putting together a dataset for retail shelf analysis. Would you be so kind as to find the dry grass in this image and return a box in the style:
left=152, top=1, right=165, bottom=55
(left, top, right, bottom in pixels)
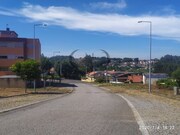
left=0, top=87, right=72, bottom=98
left=98, top=83, right=180, bottom=101
left=98, top=83, right=180, bottom=108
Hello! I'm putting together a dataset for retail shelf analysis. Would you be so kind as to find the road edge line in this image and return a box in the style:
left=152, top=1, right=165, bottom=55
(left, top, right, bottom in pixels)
left=116, top=94, right=149, bottom=135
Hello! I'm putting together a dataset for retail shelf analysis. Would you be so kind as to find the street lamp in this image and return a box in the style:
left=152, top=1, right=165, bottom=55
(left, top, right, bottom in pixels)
left=33, top=23, right=47, bottom=59
left=138, top=21, right=152, bottom=93
left=33, top=23, right=47, bottom=91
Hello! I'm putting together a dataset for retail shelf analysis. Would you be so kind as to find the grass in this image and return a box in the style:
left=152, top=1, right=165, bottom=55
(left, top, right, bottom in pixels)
left=0, top=87, right=72, bottom=98
left=97, top=83, right=180, bottom=101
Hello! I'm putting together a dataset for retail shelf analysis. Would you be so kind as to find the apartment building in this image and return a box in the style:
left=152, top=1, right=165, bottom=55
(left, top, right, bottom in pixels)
left=0, top=28, right=41, bottom=76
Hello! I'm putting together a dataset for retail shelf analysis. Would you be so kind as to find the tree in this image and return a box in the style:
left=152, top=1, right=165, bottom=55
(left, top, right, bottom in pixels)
left=122, top=58, right=133, bottom=62
left=154, top=55, right=180, bottom=75
left=41, top=54, right=52, bottom=88
left=10, top=60, right=41, bottom=93
left=81, top=55, right=93, bottom=72
left=55, top=60, right=84, bottom=80
left=41, top=54, right=52, bottom=72
left=134, top=58, right=139, bottom=64
left=172, top=68, right=180, bottom=86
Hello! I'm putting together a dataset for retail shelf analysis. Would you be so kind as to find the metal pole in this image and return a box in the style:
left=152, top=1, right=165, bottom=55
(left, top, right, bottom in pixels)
left=149, top=22, right=152, bottom=93
left=33, top=25, right=35, bottom=59
left=138, top=21, right=152, bottom=93
left=33, top=25, right=36, bottom=92
left=33, top=23, right=46, bottom=92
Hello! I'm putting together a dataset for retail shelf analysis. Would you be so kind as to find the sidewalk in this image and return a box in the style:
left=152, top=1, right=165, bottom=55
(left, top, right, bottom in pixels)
left=121, top=93, right=180, bottom=135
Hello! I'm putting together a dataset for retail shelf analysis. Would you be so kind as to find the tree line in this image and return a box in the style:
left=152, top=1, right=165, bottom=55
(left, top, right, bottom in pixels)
left=154, top=55, right=180, bottom=76
left=10, top=54, right=180, bottom=92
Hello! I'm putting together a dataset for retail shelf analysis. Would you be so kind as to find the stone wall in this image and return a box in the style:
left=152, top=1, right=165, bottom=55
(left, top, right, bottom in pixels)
left=0, top=78, right=25, bottom=88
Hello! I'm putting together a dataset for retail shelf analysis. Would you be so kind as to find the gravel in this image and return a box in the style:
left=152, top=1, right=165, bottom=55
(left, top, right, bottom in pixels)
left=120, top=93, right=180, bottom=135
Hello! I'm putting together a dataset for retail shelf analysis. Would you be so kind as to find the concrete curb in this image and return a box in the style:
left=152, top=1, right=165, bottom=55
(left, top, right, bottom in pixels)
left=116, top=94, right=149, bottom=135
left=0, top=90, right=73, bottom=114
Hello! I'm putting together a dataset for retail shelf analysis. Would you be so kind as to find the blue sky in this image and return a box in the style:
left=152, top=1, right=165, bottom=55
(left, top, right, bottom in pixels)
left=0, top=0, right=180, bottom=59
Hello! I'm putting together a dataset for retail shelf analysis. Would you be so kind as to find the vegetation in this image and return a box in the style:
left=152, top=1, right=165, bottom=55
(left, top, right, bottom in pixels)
left=10, top=60, right=41, bottom=93
left=172, top=68, right=180, bottom=86
left=154, top=55, right=180, bottom=75
left=95, top=77, right=106, bottom=83
left=55, top=60, right=84, bottom=80
left=40, top=54, right=180, bottom=82
left=41, top=54, right=53, bottom=87
left=156, top=79, right=178, bottom=89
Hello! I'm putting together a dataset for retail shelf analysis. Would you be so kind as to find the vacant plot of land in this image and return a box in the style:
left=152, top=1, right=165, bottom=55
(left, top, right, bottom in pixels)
left=98, top=83, right=180, bottom=100
left=0, top=87, right=72, bottom=98
left=0, top=87, right=72, bottom=112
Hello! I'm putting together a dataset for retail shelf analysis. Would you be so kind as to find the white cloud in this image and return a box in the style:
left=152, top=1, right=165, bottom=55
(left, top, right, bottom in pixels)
left=0, top=7, right=17, bottom=16
left=1, top=3, right=180, bottom=41
left=90, top=0, right=127, bottom=10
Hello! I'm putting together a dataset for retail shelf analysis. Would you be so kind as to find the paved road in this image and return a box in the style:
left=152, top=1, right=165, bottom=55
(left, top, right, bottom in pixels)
left=0, top=80, right=142, bottom=135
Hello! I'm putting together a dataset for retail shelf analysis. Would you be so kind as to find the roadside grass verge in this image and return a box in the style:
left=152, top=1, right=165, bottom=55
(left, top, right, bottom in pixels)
left=0, top=87, right=72, bottom=98
left=96, top=83, right=180, bottom=101
left=0, top=87, right=73, bottom=111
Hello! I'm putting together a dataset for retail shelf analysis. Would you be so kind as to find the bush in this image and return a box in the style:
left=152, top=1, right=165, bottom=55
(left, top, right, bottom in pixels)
left=172, top=68, right=180, bottom=87
left=95, top=77, right=106, bottom=83
left=156, top=78, right=178, bottom=89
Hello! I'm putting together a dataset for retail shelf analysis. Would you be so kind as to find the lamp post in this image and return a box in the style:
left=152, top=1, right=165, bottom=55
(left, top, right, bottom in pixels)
left=138, top=21, right=152, bottom=93
left=33, top=23, right=47, bottom=92
left=33, top=23, right=47, bottom=59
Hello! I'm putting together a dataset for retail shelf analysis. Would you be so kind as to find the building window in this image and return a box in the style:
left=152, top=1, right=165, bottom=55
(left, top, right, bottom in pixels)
left=0, top=67, right=9, bottom=71
left=0, top=42, right=23, bottom=48
left=17, top=56, right=24, bottom=59
left=0, top=56, right=7, bottom=59
left=8, top=55, right=16, bottom=59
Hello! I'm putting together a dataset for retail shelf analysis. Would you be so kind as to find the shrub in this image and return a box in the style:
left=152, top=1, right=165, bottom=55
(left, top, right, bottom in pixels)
left=95, top=77, right=106, bottom=83
left=156, top=78, right=178, bottom=89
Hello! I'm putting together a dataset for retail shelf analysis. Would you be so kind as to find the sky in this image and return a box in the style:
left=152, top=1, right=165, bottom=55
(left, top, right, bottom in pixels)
left=0, top=0, right=180, bottom=59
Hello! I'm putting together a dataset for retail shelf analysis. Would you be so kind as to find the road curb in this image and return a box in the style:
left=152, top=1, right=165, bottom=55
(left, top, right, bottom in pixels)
left=0, top=90, right=73, bottom=114
left=95, top=86, right=149, bottom=135
left=116, top=94, right=149, bottom=135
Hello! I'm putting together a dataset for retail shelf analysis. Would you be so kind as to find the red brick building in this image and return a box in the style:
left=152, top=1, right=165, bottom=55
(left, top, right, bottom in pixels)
left=0, top=28, right=41, bottom=76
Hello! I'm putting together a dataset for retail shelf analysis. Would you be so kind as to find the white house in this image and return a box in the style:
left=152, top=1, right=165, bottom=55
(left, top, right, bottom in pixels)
left=143, top=73, right=168, bottom=85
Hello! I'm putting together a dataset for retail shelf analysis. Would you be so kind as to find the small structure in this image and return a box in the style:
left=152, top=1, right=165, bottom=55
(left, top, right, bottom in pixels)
left=143, top=73, right=168, bottom=85
left=128, top=74, right=143, bottom=83
left=81, top=71, right=104, bottom=82
left=110, top=72, right=132, bottom=83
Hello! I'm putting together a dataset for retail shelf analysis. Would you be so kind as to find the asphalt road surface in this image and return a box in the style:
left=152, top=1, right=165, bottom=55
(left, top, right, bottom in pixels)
left=0, top=80, right=142, bottom=135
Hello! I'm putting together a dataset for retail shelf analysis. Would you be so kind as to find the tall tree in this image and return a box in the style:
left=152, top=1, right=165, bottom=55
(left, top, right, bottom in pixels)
left=81, top=55, right=93, bottom=72
left=154, top=55, right=180, bottom=75
left=41, top=54, right=52, bottom=73
left=55, top=60, right=84, bottom=80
